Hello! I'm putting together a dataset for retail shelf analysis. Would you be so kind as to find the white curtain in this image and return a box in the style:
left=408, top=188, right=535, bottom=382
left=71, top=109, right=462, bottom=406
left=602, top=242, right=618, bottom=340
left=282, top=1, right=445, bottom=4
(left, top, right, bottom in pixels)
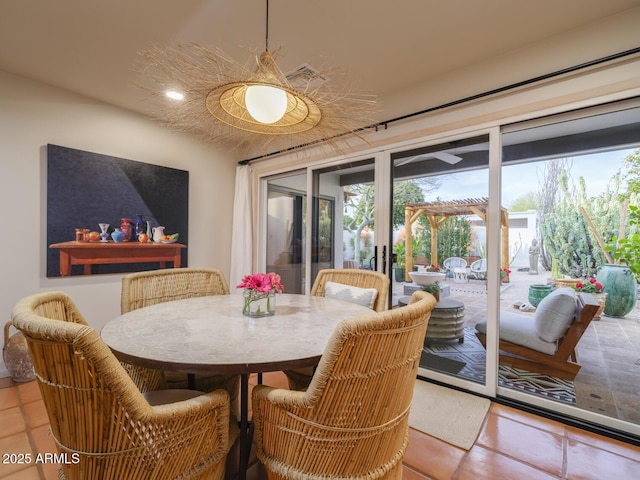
left=229, top=164, right=253, bottom=287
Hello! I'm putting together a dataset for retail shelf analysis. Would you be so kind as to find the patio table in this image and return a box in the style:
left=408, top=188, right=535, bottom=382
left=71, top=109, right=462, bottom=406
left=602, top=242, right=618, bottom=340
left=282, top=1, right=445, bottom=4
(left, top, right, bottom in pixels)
left=101, top=293, right=372, bottom=480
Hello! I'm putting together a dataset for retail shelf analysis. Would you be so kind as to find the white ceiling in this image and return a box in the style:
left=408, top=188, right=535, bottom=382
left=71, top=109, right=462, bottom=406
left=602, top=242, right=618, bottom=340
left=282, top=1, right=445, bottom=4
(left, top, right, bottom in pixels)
left=1, top=0, right=639, bottom=123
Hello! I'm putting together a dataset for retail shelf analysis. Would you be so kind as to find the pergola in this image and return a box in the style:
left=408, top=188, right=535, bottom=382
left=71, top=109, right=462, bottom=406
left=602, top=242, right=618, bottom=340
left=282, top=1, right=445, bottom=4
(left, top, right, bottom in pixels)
left=403, top=197, right=509, bottom=281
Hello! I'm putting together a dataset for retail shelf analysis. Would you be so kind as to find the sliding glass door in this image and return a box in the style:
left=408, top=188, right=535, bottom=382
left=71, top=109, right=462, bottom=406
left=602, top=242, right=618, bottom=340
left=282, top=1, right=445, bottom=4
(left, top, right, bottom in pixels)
left=266, top=172, right=307, bottom=294
left=309, top=158, right=379, bottom=288
left=259, top=98, right=640, bottom=437
left=498, top=101, right=640, bottom=431
left=389, top=134, right=493, bottom=392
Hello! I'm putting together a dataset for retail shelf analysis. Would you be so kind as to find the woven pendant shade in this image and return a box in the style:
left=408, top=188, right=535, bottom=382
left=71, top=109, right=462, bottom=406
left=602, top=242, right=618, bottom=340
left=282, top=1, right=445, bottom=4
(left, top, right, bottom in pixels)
left=205, top=51, right=322, bottom=135
left=136, top=42, right=377, bottom=158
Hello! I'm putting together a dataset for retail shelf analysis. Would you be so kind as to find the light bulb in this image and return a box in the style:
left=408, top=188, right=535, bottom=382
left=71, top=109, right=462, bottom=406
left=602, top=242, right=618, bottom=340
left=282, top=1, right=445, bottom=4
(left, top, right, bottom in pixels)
left=245, top=85, right=287, bottom=124
left=165, top=90, right=184, bottom=100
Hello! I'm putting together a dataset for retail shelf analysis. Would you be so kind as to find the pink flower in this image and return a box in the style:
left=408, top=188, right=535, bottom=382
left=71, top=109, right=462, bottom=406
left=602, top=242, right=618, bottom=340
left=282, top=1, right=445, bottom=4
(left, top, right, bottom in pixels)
left=237, top=272, right=284, bottom=294
left=267, top=272, right=284, bottom=293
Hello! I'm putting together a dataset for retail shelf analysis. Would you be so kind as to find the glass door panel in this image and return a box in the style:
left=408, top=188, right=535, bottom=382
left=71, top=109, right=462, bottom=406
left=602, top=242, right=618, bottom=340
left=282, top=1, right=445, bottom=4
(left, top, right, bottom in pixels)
left=391, top=135, right=491, bottom=386
left=266, top=173, right=306, bottom=294
left=310, top=159, right=377, bottom=287
left=500, top=103, right=640, bottom=430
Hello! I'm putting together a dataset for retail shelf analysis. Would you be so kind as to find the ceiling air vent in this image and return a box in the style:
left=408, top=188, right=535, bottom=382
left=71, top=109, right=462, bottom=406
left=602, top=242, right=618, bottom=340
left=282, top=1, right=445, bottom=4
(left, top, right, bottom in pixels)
left=286, top=63, right=330, bottom=87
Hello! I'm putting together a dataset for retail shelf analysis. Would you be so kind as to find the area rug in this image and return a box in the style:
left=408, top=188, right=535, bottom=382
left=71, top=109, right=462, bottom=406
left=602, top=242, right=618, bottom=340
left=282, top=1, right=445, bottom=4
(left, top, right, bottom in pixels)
left=423, top=327, right=577, bottom=404
left=420, top=351, right=466, bottom=374
left=409, top=380, right=490, bottom=450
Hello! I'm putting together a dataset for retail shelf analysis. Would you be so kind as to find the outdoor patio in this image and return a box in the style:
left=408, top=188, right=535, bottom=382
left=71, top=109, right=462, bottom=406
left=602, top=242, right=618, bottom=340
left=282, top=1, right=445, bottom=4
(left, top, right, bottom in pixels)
left=394, top=268, right=640, bottom=424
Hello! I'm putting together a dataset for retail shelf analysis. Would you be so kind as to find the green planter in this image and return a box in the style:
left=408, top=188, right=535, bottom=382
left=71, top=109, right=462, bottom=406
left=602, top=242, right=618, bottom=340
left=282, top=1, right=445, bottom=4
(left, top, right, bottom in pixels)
left=596, top=264, right=637, bottom=318
left=528, top=284, right=552, bottom=307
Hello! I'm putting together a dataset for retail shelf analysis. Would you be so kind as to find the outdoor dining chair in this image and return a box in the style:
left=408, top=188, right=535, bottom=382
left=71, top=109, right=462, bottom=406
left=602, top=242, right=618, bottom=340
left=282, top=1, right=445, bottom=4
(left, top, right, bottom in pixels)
left=121, top=268, right=239, bottom=407
left=443, top=256, right=467, bottom=277
left=470, top=257, right=487, bottom=280
left=11, top=291, right=238, bottom=480
left=284, top=268, right=390, bottom=390
left=253, top=290, right=437, bottom=479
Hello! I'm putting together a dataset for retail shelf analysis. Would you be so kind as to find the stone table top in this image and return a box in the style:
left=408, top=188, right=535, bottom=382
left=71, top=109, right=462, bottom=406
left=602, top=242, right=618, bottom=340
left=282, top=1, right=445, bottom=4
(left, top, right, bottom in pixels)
left=101, top=293, right=373, bottom=375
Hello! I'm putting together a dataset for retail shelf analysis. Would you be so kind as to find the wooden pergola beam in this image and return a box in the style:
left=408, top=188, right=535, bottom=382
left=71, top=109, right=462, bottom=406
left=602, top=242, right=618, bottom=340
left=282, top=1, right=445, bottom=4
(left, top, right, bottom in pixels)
left=403, top=197, right=509, bottom=281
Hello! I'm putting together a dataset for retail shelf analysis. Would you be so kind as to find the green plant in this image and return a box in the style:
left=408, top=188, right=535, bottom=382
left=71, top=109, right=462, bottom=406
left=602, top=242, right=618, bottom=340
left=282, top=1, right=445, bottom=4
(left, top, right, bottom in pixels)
left=421, top=282, right=441, bottom=295
left=420, top=216, right=472, bottom=262
left=605, top=204, right=640, bottom=278
left=572, top=278, right=604, bottom=293
left=540, top=166, right=619, bottom=278
left=394, top=241, right=406, bottom=267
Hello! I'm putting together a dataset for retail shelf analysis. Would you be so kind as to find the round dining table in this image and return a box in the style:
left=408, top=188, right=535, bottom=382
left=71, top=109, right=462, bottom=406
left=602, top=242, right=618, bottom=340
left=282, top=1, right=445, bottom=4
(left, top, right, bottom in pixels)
left=101, top=293, right=373, bottom=479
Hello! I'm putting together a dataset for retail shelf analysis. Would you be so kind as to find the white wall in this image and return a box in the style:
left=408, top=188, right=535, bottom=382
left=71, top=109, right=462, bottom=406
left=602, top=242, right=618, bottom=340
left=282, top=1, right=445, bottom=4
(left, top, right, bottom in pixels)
left=0, top=71, right=239, bottom=376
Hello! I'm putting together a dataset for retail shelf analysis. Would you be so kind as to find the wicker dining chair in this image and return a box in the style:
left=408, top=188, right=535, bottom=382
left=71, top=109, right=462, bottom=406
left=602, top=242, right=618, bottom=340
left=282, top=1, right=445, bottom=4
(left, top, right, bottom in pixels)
left=310, top=268, right=390, bottom=312
left=284, top=268, right=390, bottom=390
left=253, top=290, right=436, bottom=479
left=11, top=291, right=238, bottom=480
left=120, top=268, right=239, bottom=405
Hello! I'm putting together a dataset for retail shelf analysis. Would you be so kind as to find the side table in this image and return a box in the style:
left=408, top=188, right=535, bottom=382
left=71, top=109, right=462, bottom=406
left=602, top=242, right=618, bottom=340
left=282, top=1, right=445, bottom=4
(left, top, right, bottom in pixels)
left=452, top=267, right=469, bottom=283
left=399, top=297, right=465, bottom=343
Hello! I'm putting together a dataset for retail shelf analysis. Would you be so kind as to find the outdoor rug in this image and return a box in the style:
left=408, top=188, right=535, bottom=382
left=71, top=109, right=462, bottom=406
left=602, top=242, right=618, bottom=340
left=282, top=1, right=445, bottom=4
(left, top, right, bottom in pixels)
left=420, top=351, right=466, bottom=374
left=422, top=327, right=577, bottom=404
left=409, top=380, right=490, bottom=450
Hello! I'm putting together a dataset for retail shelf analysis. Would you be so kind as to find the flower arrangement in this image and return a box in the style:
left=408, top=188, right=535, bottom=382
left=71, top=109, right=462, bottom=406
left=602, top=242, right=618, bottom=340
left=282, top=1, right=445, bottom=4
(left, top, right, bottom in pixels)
left=237, top=272, right=284, bottom=317
left=573, top=278, right=604, bottom=294
left=500, top=268, right=511, bottom=279
left=425, top=264, right=440, bottom=272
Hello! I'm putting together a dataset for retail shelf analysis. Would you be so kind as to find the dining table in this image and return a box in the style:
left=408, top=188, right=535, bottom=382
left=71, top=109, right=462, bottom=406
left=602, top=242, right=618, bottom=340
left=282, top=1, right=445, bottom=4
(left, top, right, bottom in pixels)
left=101, top=293, right=373, bottom=480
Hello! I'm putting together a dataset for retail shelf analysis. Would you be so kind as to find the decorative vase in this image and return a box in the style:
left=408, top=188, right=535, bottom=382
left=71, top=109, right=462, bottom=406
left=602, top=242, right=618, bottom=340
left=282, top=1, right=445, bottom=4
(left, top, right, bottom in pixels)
left=146, top=221, right=152, bottom=239
left=242, top=289, right=276, bottom=317
left=134, top=214, right=144, bottom=240
left=111, top=228, right=125, bottom=243
left=99, top=223, right=110, bottom=242
left=3, top=321, right=35, bottom=383
left=591, top=292, right=608, bottom=320
left=121, top=218, right=133, bottom=241
left=596, top=264, right=637, bottom=318
left=528, top=284, right=552, bottom=307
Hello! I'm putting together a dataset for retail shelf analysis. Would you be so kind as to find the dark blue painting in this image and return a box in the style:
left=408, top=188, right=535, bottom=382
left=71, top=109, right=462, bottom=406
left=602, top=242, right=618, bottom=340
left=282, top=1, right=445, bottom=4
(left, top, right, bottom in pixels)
left=46, top=144, right=189, bottom=277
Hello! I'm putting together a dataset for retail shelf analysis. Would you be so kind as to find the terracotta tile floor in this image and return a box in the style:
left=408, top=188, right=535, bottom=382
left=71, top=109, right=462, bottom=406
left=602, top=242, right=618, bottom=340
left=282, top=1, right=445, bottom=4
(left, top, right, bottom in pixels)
left=1, top=373, right=639, bottom=480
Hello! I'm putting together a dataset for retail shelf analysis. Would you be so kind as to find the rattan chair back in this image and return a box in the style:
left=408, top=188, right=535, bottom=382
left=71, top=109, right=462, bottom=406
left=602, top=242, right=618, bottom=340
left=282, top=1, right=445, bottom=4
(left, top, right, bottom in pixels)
left=121, top=268, right=238, bottom=399
left=253, top=290, right=437, bottom=479
left=311, top=268, right=390, bottom=312
left=11, top=291, right=235, bottom=480
left=121, top=267, right=230, bottom=313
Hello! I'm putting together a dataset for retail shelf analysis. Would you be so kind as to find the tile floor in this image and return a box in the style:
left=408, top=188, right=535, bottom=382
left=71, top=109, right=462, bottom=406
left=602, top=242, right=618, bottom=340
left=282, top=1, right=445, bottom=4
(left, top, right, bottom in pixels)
left=1, top=373, right=639, bottom=480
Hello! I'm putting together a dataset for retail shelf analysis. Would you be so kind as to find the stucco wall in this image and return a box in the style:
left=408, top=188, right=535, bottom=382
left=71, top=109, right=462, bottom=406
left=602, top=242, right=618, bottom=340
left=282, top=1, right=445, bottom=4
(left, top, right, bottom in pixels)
left=0, top=71, right=238, bottom=376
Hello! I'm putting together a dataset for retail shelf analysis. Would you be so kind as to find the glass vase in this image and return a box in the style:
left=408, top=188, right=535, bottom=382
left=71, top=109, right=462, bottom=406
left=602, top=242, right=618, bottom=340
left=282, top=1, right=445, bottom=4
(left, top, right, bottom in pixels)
left=243, top=289, right=276, bottom=317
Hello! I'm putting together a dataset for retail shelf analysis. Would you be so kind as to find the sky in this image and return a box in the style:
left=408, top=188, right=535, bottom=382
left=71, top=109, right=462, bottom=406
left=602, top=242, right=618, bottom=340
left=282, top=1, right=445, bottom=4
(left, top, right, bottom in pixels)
left=430, top=149, right=635, bottom=208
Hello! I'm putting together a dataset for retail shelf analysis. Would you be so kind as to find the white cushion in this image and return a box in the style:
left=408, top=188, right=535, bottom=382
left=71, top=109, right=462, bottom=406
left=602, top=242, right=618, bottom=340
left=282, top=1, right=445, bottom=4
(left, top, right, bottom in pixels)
left=324, top=281, right=378, bottom=309
left=476, top=311, right=558, bottom=355
left=533, top=287, right=576, bottom=342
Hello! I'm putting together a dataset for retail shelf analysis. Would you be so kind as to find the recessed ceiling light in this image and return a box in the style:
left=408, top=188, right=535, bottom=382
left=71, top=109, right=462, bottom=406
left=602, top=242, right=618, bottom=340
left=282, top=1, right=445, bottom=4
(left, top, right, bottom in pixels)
left=165, top=90, right=184, bottom=101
